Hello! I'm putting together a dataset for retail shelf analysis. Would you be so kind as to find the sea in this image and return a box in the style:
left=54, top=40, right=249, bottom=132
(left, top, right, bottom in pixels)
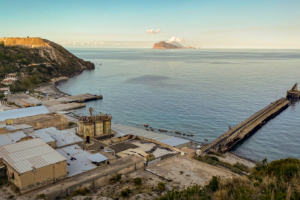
left=57, top=48, right=300, bottom=161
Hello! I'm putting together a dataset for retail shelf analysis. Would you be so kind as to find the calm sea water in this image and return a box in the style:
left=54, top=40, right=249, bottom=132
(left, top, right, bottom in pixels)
left=57, top=48, right=300, bottom=161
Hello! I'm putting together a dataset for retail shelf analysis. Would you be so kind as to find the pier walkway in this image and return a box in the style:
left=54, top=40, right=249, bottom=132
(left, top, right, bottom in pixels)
left=202, top=97, right=290, bottom=154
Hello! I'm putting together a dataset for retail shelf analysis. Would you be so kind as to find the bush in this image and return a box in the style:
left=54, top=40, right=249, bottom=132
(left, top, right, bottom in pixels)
left=35, top=193, right=48, bottom=200
left=233, top=162, right=249, bottom=172
left=8, top=195, right=14, bottom=199
left=0, top=177, right=8, bottom=186
left=109, top=174, right=122, bottom=184
left=120, top=188, right=131, bottom=197
left=133, top=177, right=142, bottom=185
left=72, top=188, right=90, bottom=196
left=10, top=184, right=20, bottom=193
left=208, top=176, right=219, bottom=192
left=158, top=182, right=165, bottom=192
left=68, top=122, right=76, bottom=126
left=231, top=167, right=242, bottom=174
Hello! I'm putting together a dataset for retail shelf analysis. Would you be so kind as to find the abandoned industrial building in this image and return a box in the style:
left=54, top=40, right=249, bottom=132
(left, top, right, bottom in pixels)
left=0, top=106, right=194, bottom=197
left=0, top=139, right=67, bottom=192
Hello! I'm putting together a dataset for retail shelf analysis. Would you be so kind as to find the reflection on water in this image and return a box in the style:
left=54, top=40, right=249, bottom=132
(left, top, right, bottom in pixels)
left=58, top=48, right=300, bottom=161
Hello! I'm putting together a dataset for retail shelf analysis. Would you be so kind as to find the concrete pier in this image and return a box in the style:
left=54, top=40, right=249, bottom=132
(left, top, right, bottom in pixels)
left=202, top=97, right=290, bottom=154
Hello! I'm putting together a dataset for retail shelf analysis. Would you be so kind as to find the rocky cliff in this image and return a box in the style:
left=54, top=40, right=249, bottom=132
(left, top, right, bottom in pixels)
left=153, top=41, right=184, bottom=49
left=0, top=37, right=94, bottom=77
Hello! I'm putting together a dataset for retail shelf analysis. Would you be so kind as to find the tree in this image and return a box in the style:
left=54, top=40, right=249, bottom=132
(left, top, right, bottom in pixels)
left=0, top=52, right=4, bottom=59
left=16, top=72, right=21, bottom=78
left=30, top=76, right=39, bottom=85
left=208, top=176, right=219, bottom=192
left=17, top=54, right=24, bottom=59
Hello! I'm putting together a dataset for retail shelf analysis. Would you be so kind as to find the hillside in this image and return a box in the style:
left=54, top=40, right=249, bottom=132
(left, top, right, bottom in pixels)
left=0, top=37, right=95, bottom=92
left=153, top=41, right=184, bottom=49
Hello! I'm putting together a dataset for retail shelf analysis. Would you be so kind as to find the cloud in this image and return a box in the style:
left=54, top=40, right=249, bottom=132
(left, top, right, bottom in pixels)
left=146, top=29, right=161, bottom=34
left=167, top=37, right=183, bottom=42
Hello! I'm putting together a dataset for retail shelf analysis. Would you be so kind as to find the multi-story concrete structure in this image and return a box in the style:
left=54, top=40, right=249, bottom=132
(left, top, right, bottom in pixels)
left=78, top=108, right=112, bottom=139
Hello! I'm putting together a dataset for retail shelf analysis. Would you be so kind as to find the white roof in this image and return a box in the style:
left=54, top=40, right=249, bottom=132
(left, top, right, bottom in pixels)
left=29, top=127, right=83, bottom=147
left=28, top=129, right=56, bottom=143
left=13, top=124, right=33, bottom=129
left=0, top=131, right=27, bottom=146
left=0, top=106, right=49, bottom=121
left=6, top=125, right=18, bottom=131
left=158, top=137, right=190, bottom=147
left=56, top=145, right=96, bottom=177
left=88, top=153, right=108, bottom=163
left=112, top=123, right=172, bottom=140
left=112, top=123, right=190, bottom=147
left=0, top=138, right=66, bottom=174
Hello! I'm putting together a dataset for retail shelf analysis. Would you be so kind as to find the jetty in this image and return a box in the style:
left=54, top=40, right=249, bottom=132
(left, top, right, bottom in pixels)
left=286, top=83, right=300, bottom=100
left=58, top=93, right=103, bottom=103
left=202, top=97, right=290, bottom=154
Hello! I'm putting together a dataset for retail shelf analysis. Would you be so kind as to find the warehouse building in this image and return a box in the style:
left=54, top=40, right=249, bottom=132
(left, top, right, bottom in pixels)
left=0, top=139, right=67, bottom=192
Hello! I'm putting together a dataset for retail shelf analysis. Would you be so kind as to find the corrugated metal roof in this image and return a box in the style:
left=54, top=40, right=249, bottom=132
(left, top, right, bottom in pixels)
left=57, top=145, right=96, bottom=177
left=158, top=137, right=190, bottom=147
left=0, top=106, right=49, bottom=121
left=88, top=153, right=108, bottom=163
left=0, top=138, right=66, bottom=174
left=0, top=131, right=27, bottom=147
left=28, top=129, right=56, bottom=143
left=112, top=123, right=190, bottom=147
left=43, top=127, right=83, bottom=147
left=112, top=123, right=172, bottom=140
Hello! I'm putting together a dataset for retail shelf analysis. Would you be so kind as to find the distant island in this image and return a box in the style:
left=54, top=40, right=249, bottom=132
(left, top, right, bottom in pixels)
left=0, top=37, right=94, bottom=92
left=153, top=41, right=198, bottom=49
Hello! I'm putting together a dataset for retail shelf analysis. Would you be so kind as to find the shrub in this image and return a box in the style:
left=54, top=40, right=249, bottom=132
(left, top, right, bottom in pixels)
left=72, top=188, right=90, bottom=196
left=231, top=167, right=242, bottom=174
left=109, top=174, right=122, bottom=184
left=158, top=182, right=165, bottom=192
left=11, top=184, right=20, bottom=193
left=0, top=177, right=8, bottom=186
left=208, top=176, right=219, bottom=192
left=35, top=193, right=48, bottom=200
left=232, top=186, right=253, bottom=200
left=233, top=162, right=249, bottom=172
left=133, top=177, right=142, bottom=185
left=120, top=188, right=131, bottom=197
left=210, top=156, right=219, bottom=161
left=8, top=195, right=14, bottom=199
left=68, top=122, right=76, bottom=126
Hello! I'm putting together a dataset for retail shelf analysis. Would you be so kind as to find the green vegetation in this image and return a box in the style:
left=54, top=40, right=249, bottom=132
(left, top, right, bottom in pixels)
left=8, top=195, right=14, bottom=199
left=35, top=193, right=48, bottom=200
left=0, top=177, right=8, bottom=186
left=195, top=155, right=249, bottom=174
left=72, top=188, right=90, bottom=196
left=68, top=121, right=77, bottom=126
left=158, top=182, right=165, bottom=192
left=133, top=177, right=142, bottom=185
left=120, top=188, right=131, bottom=197
left=109, top=174, right=122, bottom=184
left=157, top=157, right=300, bottom=200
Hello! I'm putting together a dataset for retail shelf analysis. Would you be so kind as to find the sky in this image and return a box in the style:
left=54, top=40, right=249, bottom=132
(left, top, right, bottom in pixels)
left=1, top=0, right=300, bottom=48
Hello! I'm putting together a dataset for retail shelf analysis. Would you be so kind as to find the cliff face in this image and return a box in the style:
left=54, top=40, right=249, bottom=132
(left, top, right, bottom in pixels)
left=153, top=41, right=184, bottom=49
left=0, top=37, right=51, bottom=48
left=0, top=37, right=94, bottom=77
